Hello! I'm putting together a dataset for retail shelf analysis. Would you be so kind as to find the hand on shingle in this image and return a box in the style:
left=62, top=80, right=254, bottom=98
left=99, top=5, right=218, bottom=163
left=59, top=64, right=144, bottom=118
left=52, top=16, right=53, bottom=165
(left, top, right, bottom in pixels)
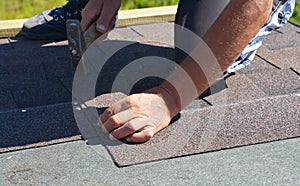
left=99, top=86, right=179, bottom=143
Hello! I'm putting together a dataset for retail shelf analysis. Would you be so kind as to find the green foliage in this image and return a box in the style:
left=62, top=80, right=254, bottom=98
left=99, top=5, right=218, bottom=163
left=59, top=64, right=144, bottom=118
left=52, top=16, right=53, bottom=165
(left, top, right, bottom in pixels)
left=0, top=0, right=66, bottom=20
left=290, top=0, right=300, bottom=24
left=0, top=0, right=179, bottom=20
left=0, top=0, right=299, bottom=25
left=120, top=0, right=178, bottom=10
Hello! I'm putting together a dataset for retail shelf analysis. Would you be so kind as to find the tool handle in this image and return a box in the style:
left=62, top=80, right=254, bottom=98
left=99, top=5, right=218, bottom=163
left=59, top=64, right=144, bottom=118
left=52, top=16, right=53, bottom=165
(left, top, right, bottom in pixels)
left=83, top=22, right=102, bottom=49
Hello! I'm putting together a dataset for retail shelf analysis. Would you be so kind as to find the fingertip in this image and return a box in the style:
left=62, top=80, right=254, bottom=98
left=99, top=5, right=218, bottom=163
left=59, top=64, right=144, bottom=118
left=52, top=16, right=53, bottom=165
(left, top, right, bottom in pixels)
left=96, top=24, right=107, bottom=33
left=100, top=108, right=113, bottom=123
left=125, top=137, right=131, bottom=142
left=109, top=133, right=117, bottom=141
left=129, top=131, right=153, bottom=143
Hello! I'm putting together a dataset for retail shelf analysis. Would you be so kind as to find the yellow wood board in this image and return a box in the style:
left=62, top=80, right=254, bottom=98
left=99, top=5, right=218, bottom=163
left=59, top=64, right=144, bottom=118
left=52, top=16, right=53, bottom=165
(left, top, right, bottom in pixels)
left=0, top=6, right=177, bottom=38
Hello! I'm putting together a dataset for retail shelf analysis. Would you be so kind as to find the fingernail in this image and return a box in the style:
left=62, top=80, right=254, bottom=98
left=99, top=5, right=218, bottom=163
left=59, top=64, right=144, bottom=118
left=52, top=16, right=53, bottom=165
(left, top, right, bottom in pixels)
left=126, top=137, right=131, bottom=142
left=97, top=24, right=106, bottom=32
left=109, top=134, right=117, bottom=141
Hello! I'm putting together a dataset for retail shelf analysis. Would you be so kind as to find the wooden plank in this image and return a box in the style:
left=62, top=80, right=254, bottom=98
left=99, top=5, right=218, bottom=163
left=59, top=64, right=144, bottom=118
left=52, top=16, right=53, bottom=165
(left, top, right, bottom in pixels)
left=0, top=19, right=27, bottom=38
left=118, top=6, right=177, bottom=27
left=0, top=6, right=177, bottom=38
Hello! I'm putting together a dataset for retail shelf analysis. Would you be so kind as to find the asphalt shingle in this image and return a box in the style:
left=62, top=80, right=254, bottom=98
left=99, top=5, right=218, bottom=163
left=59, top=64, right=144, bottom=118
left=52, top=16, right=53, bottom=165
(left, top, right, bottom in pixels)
left=0, top=38, right=13, bottom=50
left=41, top=45, right=74, bottom=80
left=0, top=88, right=17, bottom=110
left=257, top=45, right=300, bottom=73
left=108, top=26, right=143, bottom=41
left=11, top=80, right=71, bottom=108
left=0, top=21, right=299, bottom=167
left=245, top=69, right=300, bottom=96
left=130, top=22, right=174, bottom=46
left=203, top=73, right=268, bottom=105
left=106, top=94, right=300, bottom=166
left=0, top=103, right=80, bottom=152
left=8, top=37, right=54, bottom=49
left=263, top=22, right=300, bottom=50
left=239, top=57, right=279, bottom=75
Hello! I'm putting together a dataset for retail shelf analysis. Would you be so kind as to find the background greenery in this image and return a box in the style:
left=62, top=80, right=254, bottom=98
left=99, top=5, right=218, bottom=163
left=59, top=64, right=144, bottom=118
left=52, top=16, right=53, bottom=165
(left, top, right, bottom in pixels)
left=0, top=0, right=299, bottom=25
left=290, top=0, right=300, bottom=24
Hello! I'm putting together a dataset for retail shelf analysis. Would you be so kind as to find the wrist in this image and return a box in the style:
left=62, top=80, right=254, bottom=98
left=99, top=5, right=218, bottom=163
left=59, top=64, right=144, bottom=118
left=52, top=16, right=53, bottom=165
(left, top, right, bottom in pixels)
left=149, top=83, right=182, bottom=117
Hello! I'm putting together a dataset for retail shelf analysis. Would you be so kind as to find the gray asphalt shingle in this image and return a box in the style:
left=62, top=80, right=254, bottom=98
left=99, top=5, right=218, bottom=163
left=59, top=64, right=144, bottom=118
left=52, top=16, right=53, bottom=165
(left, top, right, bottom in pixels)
left=0, top=103, right=80, bottom=151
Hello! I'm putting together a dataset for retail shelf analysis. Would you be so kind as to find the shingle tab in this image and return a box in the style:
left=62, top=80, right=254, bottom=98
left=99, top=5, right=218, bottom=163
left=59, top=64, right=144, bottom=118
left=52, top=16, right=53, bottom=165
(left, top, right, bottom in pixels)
left=239, top=56, right=279, bottom=75
left=0, top=49, right=48, bottom=86
left=257, top=46, right=300, bottom=73
left=8, top=37, right=54, bottom=49
left=203, top=74, right=268, bottom=105
left=0, top=48, right=55, bottom=66
left=0, top=89, right=17, bottom=110
left=130, top=22, right=174, bottom=46
left=0, top=103, right=80, bottom=151
left=42, top=45, right=74, bottom=80
left=11, top=80, right=71, bottom=108
left=245, top=69, right=300, bottom=96
left=108, top=27, right=143, bottom=41
left=263, top=23, right=300, bottom=50
left=106, top=95, right=300, bottom=166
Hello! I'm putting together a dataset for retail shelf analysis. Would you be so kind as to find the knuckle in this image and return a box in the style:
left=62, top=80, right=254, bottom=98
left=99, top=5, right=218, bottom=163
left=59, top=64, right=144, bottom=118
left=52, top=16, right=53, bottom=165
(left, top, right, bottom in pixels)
left=105, top=107, right=114, bottom=116
left=125, top=122, right=139, bottom=131
left=126, top=95, right=140, bottom=106
left=126, top=96, right=134, bottom=106
left=108, top=116, right=120, bottom=125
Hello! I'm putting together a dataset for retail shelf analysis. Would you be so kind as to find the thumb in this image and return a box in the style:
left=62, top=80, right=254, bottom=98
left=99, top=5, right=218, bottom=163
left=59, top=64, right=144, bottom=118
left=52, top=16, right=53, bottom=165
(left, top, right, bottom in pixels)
left=96, top=5, right=118, bottom=33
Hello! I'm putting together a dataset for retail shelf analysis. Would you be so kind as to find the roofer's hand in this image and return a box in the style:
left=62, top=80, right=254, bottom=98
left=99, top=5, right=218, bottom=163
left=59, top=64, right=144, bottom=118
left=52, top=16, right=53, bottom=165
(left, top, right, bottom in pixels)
left=81, top=0, right=121, bottom=33
left=99, top=86, right=180, bottom=143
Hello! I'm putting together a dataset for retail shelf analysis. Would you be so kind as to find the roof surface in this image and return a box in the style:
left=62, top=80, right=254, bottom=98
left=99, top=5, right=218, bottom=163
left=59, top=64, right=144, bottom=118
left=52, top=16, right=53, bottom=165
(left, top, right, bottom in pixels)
left=0, top=21, right=299, bottom=184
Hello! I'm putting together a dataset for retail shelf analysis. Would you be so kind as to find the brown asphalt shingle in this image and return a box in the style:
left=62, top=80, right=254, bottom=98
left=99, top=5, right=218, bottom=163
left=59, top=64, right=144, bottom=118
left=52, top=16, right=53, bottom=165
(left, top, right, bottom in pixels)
left=0, top=22, right=299, bottom=167
left=107, top=94, right=299, bottom=166
left=263, top=22, right=300, bottom=50
left=203, top=73, right=268, bottom=105
left=257, top=45, right=300, bottom=73
left=245, top=68, right=300, bottom=96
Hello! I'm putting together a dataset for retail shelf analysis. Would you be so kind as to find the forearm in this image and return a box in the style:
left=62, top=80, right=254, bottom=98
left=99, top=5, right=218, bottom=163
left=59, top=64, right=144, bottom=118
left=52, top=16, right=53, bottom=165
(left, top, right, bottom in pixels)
left=160, top=0, right=273, bottom=115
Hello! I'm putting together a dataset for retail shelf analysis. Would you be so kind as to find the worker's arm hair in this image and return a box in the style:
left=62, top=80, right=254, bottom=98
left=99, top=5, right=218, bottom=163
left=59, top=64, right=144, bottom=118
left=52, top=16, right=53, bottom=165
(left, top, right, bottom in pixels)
left=159, top=0, right=273, bottom=115
left=203, top=0, right=273, bottom=70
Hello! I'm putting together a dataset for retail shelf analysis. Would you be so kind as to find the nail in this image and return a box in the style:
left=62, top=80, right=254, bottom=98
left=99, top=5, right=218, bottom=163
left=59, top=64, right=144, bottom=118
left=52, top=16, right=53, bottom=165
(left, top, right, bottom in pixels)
left=109, top=134, right=117, bottom=141
left=97, top=24, right=106, bottom=32
left=126, top=137, right=131, bottom=142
